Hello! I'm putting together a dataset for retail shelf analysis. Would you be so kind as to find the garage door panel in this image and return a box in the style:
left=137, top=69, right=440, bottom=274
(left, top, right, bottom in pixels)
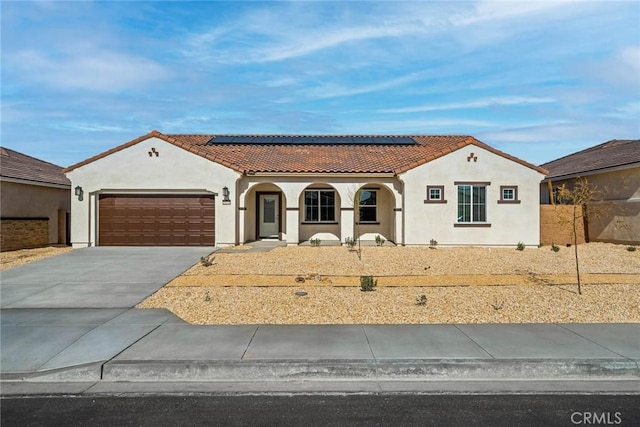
left=99, top=194, right=215, bottom=246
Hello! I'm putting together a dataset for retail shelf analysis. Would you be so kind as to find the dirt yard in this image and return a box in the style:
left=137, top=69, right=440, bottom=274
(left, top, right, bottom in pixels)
left=138, top=243, right=639, bottom=324
left=0, top=246, right=73, bottom=271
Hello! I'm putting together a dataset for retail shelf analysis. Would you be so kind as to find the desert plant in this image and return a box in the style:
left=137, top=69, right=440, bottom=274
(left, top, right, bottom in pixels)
left=627, top=246, right=637, bottom=252
left=516, top=242, right=525, bottom=251
left=429, top=239, right=438, bottom=249
left=375, top=234, right=385, bottom=246
left=416, top=294, right=427, bottom=306
left=491, top=298, right=504, bottom=310
left=310, top=238, right=321, bottom=247
left=344, top=237, right=357, bottom=250
left=551, top=243, right=560, bottom=252
left=360, top=275, right=377, bottom=292
left=200, top=255, right=215, bottom=267
left=204, top=290, right=211, bottom=302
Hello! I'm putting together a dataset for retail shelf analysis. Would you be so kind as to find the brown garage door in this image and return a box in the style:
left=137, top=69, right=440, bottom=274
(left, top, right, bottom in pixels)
left=99, top=194, right=214, bottom=246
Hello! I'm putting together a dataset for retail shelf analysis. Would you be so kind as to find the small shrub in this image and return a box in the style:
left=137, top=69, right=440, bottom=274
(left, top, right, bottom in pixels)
left=551, top=243, right=560, bottom=252
left=375, top=234, right=385, bottom=246
left=516, top=242, right=525, bottom=251
left=627, top=246, right=637, bottom=252
left=429, top=239, right=438, bottom=249
left=204, top=291, right=211, bottom=302
left=491, top=298, right=504, bottom=310
left=310, top=238, right=321, bottom=247
left=416, top=294, right=427, bottom=306
left=344, top=237, right=356, bottom=250
left=360, top=275, right=377, bottom=292
left=200, top=255, right=215, bottom=267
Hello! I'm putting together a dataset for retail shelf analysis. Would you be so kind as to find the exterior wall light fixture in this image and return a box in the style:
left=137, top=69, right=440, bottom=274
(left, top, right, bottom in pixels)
left=74, top=185, right=84, bottom=201
left=222, top=186, right=230, bottom=203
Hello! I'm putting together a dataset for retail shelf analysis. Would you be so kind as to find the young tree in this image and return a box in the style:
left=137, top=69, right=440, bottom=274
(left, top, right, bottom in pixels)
left=555, top=177, right=601, bottom=295
left=347, top=186, right=363, bottom=260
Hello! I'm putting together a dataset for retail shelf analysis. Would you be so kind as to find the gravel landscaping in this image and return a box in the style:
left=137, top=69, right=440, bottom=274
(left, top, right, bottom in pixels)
left=0, top=246, right=73, bottom=271
left=139, top=243, right=640, bottom=324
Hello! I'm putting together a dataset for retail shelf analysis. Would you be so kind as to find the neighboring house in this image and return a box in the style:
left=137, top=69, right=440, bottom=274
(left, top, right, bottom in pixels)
left=540, top=139, right=639, bottom=244
left=63, top=130, right=547, bottom=248
left=0, top=147, right=71, bottom=251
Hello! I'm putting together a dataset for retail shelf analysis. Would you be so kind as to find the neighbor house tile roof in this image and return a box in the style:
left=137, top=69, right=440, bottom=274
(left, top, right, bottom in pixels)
left=541, top=139, right=640, bottom=179
left=1, top=147, right=71, bottom=187
left=64, top=130, right=548, bottom=175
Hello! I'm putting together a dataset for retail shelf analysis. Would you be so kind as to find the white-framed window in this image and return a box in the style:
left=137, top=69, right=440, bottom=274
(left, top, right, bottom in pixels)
left=457, top=184, right=487, bottom=223
left=304, top=190, right=336, bottom=222
left=499, top=185, right=520, bottom=204
left=425, top=185, right=447, bottom=203
left=430, top=187, right=442, bottom=200
left=358, top=189, right=377, bottom=222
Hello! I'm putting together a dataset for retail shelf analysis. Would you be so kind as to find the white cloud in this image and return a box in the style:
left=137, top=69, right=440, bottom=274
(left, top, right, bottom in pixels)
left=50, top=122, right=130, bottom=133
left=13, top=49, right=171, bottom=92
left=381, top=97, right=556, bottom=114
left=605, top=101, right=640, bottom=119
left=304, top=72, right=429, bottom=99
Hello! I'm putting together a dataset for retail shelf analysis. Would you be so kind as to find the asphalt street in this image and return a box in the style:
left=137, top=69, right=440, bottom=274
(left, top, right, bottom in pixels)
left=2, top=394, right=639, bottom=427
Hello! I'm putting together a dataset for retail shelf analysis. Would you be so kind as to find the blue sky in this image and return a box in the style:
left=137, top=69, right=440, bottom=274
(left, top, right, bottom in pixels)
left=2, top=1, right=639, bottom=168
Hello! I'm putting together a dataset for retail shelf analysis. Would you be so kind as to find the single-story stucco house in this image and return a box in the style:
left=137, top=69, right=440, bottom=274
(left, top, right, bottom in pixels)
left=63, top=130, right=547, bottom=248
left=1, top=147, right=71, bottom=251
left=540, top=139, right=639, bottom=244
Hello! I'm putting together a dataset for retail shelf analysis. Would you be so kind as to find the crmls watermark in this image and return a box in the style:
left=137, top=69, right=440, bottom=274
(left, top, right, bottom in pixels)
left=571, top=412, right=622, bottom=425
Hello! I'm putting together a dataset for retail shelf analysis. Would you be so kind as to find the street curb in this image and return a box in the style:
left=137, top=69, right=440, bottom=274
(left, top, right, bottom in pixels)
left=101, top=359, right=640, bottom=382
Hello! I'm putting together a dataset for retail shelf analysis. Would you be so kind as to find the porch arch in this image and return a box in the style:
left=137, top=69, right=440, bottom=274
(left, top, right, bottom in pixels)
left=242, top=183, right=287, bottom=242
left=353, top=183, right=396, bottom=243
left=298, top=183, right=342, bottom=243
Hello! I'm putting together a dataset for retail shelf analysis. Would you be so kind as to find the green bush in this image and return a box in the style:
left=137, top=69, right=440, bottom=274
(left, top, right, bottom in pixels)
left=627, top=246, right=637, bottom=252
left=360, top=275, right=377, bottom=292
left=310, top=238, right=321, bottom=247
left=416, top=295, right=427, bottom=306
left=429, top=239, right=438, bottom=249
left=516, top=242, right=525, bottom=251
left=375, top=234, right=385, bottom=246
left=551, top=244, right=560, bottom=252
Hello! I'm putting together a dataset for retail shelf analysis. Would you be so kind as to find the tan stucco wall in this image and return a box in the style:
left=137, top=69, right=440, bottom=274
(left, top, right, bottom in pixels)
left=543, top=167, right=639, bottom=244
left=66, top=137, right=240, bottom=247
left=401, top=144, right=545, bottom=246
left=0, top=180, right=70, bottom=247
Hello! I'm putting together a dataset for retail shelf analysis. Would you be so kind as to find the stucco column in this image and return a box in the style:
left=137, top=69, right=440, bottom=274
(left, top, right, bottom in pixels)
left=285, top=208, right=299, bottom=245
left=238, top=207, right=246, bottom=244
left=340, top=208, right=355, bottom=243
left=394, top=208, right=403, bottom=245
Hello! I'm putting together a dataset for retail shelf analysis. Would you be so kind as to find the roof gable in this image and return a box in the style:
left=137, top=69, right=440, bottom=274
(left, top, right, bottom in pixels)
left=64, top=130, right=547, bottom=175
left=541, top=139, right=640, bottom=179
left=1, top=147, right=70, bottom=187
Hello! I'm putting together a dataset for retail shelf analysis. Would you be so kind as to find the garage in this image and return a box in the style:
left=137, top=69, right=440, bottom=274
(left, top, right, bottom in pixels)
left=98, top=194, right=214, bottom=246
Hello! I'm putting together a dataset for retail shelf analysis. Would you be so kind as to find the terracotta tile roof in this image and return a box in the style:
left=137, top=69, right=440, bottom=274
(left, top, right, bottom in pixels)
left=64, top=130, right=547, bottom=175
left=541, top=139, right=640, bottom=179
left=1, top=147, right=70, bottom=187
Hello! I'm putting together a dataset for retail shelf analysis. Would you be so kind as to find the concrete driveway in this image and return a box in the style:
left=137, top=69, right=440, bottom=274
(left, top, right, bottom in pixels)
left=0, top=247, right=214, bottom=308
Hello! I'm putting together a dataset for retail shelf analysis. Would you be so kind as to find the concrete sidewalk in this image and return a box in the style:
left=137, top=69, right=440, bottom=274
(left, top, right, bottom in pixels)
left=2, top=308, right=638, bottom=385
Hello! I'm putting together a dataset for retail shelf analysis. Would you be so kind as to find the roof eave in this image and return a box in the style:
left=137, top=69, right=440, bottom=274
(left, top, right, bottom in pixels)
left=542, top=161, right=640, bottom=182
left=0, top=175, right=71, bottom=189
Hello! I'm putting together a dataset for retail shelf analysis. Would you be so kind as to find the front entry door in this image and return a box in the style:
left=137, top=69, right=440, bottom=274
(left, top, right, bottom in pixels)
left=259, top=194, right=280, bottom=238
